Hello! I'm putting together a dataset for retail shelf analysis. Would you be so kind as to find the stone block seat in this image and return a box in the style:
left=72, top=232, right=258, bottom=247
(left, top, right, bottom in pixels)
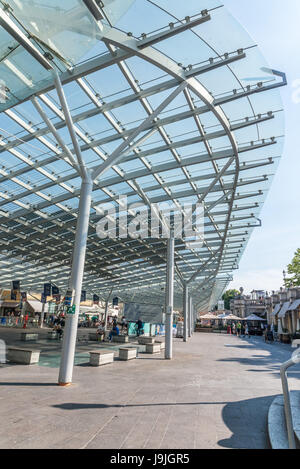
left=112, top=335, right=128, bottom=343
left=20, top=332, right=39, bottom=341
left=88, top=332, right=98, bottom=341
left=89, top=349, right=114, bottom=366
left=145, top=343, right=161, bottom=354
left=7, top=347, right=40, bottom=365
left=119, top=347, right=137, bottom=361
left=137, top=336, right=155, bottom=345
left=155, top=339, right=165, bottom=350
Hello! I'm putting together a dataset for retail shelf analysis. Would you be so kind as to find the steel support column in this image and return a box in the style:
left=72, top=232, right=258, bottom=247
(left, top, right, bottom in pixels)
left=188, top=296, right=192, bottom=338
left=58, top=176, right=93, bottom=385
left=165, top=234, right=174, bottom=359
left=40, top=301, right=46, bottom=329
left=183, top=283, right=189, bottom=342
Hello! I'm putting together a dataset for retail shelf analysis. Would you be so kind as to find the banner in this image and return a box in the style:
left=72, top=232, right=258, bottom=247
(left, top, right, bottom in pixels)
left=52, top=285, right=59, bottom=295
left=43, top=283, right=51, bottom=296
left=12, top=280, right=20, bottom=291
left=123, top=302, right=164, bottom=324
left=81, top=291, right=86, bottom=302
left=113, top=297, right=119, bottom=306
left=93, top=294, right=100, bottom=304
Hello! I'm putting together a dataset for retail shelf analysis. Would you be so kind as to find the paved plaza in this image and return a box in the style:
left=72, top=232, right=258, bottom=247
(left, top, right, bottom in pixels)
left=0, top=329, right=299, bottom=449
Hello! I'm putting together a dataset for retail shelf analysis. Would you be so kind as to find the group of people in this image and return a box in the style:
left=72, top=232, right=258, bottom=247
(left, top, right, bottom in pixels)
left=95, top=317, right=144, bottom=342
left=52, top=315, right=65, bottom=339
left=227, top=322, right=250, bottom=338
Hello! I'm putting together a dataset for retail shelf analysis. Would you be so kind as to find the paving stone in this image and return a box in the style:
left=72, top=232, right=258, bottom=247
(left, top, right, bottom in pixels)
left=0, top=329, right=299, bottom=449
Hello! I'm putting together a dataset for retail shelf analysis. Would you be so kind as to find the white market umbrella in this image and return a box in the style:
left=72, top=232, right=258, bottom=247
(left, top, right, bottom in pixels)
left=200, top=313, right=218, bottom=320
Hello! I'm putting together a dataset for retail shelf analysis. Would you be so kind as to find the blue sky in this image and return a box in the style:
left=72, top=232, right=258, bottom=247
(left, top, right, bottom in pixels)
left=222, top=0, right=300, bottom=294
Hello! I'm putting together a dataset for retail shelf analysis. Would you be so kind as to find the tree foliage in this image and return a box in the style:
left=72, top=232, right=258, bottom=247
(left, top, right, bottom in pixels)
left=284, top=249, right=300, bottom=287
left=222, top=289, right=240, bottom=310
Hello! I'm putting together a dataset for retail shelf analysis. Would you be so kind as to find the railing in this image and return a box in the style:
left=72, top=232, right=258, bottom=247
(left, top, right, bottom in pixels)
left=280, top=342, right=300, bottom=449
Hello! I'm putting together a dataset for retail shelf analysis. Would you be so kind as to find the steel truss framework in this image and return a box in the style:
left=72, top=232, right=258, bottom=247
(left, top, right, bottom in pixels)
left=0, top=0, right=285, bottom=317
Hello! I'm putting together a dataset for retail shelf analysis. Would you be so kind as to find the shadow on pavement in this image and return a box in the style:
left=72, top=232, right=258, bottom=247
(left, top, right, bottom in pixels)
left=218, top=395, right=278, bottom=449
left=0, top=382, right=57, bottom=386
left=53, top=395, right=278, bottom=449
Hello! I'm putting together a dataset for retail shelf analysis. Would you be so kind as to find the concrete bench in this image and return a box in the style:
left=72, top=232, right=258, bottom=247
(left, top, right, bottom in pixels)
left=145, top=343, right=161, bottom=354
left=112, top=335, right=129, bottom=343
left=20, top=332, right=38, bottom=341
left=7, top=347, right=40, bottom=365
left=88, top=332, right=98, bottom=341
left=137, top=336, right=155, bottom=345
left=89, top=350, right=114, bottom=366
left=119, top=347, right=137, bottom=361
left=155, top=340, right=165, bottom=351
left=292, top=339, right=300, bottom=348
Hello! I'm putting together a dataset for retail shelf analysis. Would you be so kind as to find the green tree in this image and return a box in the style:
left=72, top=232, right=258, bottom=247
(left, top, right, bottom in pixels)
left=222, top=289, right=240, bottom=310
left=284, top=249, right=300, bottom=287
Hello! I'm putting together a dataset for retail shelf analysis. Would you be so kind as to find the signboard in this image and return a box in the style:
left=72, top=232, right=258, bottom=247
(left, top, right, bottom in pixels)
left=67, top=305, right=76, bottom=315
left=64, top=289, right=73, bottom=306
left=123, top=302, right=164, bottom=325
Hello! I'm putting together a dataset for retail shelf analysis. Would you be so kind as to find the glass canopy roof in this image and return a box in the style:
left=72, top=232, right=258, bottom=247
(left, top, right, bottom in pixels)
left=0, top=0, right=285, bottom=311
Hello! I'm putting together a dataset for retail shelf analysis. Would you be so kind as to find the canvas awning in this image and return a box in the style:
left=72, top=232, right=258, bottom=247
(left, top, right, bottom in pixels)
left=245, top=314, right=265, bottom=321
left=272, top=303, right=281, bottom=316
left=278, top=302, right=291, bottom=319
left=288, top=299, right=300, bottom=311
left=26, top=300, right=49, bottom=313
left=80, top=305, right=105, bottom=315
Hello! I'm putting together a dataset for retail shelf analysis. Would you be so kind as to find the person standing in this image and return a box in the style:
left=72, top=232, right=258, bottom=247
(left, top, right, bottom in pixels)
left=245, top=323, right=250, bottom=339
left=136, top=318, right=144, bottom=336
left=121, top=316, right=127, bottom=333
